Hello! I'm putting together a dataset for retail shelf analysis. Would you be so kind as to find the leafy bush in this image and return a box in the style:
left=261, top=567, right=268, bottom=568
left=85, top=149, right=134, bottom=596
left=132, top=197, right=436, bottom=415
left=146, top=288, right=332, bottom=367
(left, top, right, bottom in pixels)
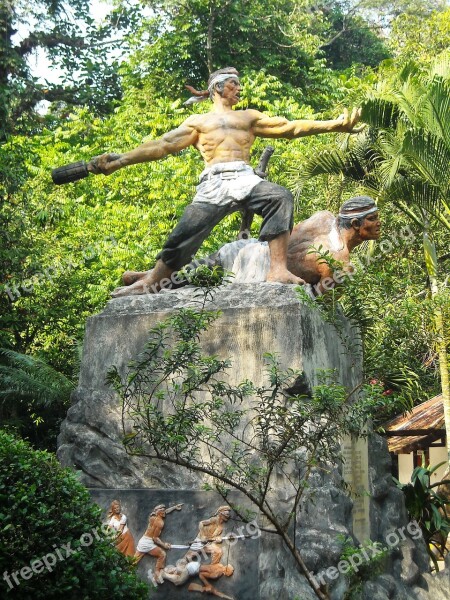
left=0, top=431, right=148, bottom=599
left=338, top=535, right=390, bottom=599
left=394, top=462, right=450, bottom=570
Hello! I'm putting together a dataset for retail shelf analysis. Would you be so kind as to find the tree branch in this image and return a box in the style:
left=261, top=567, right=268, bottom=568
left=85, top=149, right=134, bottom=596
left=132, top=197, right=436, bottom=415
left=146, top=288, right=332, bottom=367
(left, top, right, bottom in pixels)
left=16, top=32, right=86, bottom=57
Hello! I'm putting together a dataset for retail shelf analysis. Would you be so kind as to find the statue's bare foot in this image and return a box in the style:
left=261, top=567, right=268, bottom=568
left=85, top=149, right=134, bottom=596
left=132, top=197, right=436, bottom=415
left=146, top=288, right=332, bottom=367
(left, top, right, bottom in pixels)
left=266, top=269, right=305, bottom=285
left=154, top=572, right=164, bottom=585
left=111, top=274, right=158, bottom=297
left=122, top=270, right=149, bottom=285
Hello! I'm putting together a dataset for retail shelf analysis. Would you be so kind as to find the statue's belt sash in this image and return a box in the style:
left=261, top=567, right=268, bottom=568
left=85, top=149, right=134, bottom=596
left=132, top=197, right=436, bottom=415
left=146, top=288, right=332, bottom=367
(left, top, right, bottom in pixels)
left=194, top=162, right=262, bottom=207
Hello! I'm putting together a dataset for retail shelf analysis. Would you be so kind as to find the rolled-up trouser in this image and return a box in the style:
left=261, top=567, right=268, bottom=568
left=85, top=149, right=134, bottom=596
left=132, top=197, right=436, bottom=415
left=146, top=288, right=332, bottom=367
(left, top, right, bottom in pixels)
left=157, top=181, right=294, bottom=270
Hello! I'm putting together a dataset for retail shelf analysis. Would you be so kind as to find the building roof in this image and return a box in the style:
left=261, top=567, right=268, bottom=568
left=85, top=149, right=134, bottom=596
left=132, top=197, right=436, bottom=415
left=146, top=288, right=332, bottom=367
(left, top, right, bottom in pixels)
left=382, top=394, right=446, bottom=454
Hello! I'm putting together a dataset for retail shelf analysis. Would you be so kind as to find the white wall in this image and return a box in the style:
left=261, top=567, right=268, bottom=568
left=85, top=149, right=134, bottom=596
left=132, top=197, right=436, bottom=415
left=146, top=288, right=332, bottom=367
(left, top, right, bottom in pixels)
left=398, top=452, right=414, bottom=483
left=429, top=446, right=448, bottom=484
left=397, top=446, right=447, bottom=484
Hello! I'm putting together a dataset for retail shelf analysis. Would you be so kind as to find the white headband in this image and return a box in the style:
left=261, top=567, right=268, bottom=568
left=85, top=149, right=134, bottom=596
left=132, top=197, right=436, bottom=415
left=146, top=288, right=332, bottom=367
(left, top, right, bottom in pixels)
left=184, top=74, right=239, bottom=106
left=208, top=74, right=239, bottom=93
left=338, top=205, right=378, bottom=220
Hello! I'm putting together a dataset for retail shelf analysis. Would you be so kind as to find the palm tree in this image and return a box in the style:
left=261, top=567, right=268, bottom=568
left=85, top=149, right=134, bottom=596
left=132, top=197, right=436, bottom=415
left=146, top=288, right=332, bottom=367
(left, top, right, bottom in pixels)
left=300, top=51, right=450, bottom=466
left=0, top=349, right=74, bottom=405
left=0, top=348, right=75, bottom=448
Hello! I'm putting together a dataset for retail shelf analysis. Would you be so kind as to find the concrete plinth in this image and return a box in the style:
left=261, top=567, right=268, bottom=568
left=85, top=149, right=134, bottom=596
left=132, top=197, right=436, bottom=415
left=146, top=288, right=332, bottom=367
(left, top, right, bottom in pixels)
left=57, top=283, right=361, bottom=489
left=57, top=283, right=434, bottom=600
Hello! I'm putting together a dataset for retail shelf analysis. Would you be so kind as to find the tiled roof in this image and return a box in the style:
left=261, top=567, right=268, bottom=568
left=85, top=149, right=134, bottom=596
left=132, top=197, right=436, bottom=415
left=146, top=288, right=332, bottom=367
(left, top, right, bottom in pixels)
left=382, top=395, right=445, bottom=453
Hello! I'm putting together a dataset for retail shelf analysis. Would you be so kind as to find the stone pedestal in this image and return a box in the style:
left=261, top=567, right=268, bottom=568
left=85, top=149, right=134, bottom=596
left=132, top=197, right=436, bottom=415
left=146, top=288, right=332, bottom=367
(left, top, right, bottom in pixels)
left=57, top=284, right=361, bottom=489
left=58, top=283, right=434, bottom=600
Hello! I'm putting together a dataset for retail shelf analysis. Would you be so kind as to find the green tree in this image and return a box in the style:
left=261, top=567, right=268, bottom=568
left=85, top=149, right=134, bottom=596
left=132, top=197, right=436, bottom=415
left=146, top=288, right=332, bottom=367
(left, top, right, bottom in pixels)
left=389, top=7, right=450, bottom=64
left=299, top=52, right=450, bottom=463
left=315, top=0, right=449, bottom=69
left=320, top=1, right=391, bottom=70
left=0, top=0, right=138, bottom=138
left=121, top=0, right=342, bottom=109
left=363, top=0, right=448, bottom=24
left=0, top=430, right=148, bottom=599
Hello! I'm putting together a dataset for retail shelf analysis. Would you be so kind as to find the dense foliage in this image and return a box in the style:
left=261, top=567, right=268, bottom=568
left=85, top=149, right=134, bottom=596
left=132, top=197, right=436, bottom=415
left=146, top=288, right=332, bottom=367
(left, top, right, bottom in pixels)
left=0, top=430, right=148, bottom=599
left=394, top=462, right=450, bottom=570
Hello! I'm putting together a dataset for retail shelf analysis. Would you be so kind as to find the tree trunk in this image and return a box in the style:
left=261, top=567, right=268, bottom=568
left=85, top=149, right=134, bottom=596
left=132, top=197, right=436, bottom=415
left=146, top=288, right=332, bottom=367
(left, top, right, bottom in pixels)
left=432, top=295, right=450, bottom=465
left=423, top=229, right=450, bottom=466
left=0, top=6, right=14, bottom=139
left=206, top=2, right=215, bottom=74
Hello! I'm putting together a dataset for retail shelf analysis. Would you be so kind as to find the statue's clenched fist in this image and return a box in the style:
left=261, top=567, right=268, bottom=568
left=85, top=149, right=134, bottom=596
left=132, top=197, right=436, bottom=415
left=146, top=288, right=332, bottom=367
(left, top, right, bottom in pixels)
left=334, top=107, right=364, bottom=133
left=88, top=153, right=123, bottom=175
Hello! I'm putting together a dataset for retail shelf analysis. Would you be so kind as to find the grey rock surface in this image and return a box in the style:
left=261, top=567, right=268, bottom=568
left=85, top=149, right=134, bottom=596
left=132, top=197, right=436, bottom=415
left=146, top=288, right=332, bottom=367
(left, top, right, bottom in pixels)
left=57, top=283, right=443, bottom=599
left=58, top=283, right=361, bottom=488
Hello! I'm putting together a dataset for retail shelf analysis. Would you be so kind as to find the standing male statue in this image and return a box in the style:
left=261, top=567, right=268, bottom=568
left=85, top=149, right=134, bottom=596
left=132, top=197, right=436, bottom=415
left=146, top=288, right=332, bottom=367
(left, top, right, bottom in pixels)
left=134, top=503, right=183, bottom=583
left=88, top=67, right=362, bottom=296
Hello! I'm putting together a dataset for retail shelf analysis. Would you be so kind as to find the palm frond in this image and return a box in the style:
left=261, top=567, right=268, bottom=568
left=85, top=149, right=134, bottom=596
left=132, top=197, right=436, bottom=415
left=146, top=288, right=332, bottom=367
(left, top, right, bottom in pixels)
left=361, top=98, right=399, bottom=130
left=394, top=80, right=428, bottom=127
left=0, top=349, right=74, bottom=408
left=377, top=156, right=402, bottom=188
left=344, top=150, right=374, bottom=181
left=383, top=179, right=450, bottom=231
left=303, top=145, right=375, bottom=183
left=374, top=129, right=407, bottom=186
left=403, top=130, right=450, bottom=189
left=429, top=50, right=450, bottom=80
left=421, top=77, right=450, bottom=151
left=301, top=149, right=348, bottom=179
left=398, top=62, right=419, bottom=83
left=351, top=135, right=381, bottom=170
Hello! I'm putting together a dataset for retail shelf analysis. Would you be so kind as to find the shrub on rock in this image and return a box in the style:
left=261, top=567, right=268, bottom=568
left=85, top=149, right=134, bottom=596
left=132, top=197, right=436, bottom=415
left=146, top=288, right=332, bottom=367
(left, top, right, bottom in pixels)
left=0, top=430, right=148, bottom=599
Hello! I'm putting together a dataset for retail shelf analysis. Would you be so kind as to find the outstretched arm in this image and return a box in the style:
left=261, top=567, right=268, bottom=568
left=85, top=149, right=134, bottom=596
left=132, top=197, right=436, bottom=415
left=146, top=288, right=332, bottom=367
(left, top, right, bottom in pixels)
left=252, top=108, right=362, bottom=139
left=165, top=503, right=184, bottom=515
left=88, top=121, right=198, bottom=175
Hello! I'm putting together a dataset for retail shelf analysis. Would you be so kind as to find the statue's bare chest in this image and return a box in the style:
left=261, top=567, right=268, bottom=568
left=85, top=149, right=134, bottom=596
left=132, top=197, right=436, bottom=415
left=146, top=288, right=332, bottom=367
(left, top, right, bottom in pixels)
left=199, top=113, right=250, bottom=134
